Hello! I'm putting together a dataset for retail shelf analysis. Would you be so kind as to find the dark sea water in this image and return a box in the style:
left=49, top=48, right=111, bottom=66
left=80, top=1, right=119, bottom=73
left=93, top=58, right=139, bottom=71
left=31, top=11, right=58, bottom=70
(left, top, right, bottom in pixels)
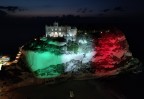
left=0, top=17, right=45, bottom=59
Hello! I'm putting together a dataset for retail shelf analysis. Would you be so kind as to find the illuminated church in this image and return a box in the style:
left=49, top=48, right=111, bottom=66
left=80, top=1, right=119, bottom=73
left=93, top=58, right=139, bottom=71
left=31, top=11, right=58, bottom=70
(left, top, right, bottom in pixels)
left=45, top=22, right=77, bottom=41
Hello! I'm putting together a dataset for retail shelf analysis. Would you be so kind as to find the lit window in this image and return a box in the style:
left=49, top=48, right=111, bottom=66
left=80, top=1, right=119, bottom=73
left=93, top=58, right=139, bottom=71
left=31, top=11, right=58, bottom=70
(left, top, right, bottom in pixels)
left=59, top=32, right=63, bottom=37
left=61, top=34, right=63, bottom=37
left=55, top=28, right=57, bottom=31
left=69, top=33, right=72, bottom=36
left=50, top=32, right=54, bottom=37
left=59, top=28, right=61, bottom=31
left=54, top=32, right=58, bottom=37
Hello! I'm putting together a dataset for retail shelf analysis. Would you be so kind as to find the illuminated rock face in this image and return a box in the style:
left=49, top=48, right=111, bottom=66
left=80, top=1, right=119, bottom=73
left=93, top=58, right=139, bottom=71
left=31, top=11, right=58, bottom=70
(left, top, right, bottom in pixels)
left=24, top=51, right=95, bottom=78
left=24, top=51, right=62, bottom=78
left=22, top=29, right=134, bottom=78
left=92, top=30, right=131, bottom=72
left=23, top=38, right=94, bottom=78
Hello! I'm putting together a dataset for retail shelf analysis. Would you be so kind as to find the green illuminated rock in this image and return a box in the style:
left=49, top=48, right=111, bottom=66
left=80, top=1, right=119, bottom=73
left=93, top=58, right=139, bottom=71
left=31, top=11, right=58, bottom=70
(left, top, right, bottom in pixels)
left=22, top=38, right=94, bottom=78
left=25, top=51, right=63, bottom=78
left=22, top=39, right=66, bottom=78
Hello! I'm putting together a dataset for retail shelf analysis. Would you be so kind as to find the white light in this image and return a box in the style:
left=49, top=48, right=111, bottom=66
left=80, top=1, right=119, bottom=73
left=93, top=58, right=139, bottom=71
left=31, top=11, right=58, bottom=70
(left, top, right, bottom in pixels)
left=14, top=60, right=18, bottom=62
left=50, top=32, right=54, bottom=37
left=54, top=32, right=58, bottom=37
left=17, top=53, right=21, bottom=56
left=0, top=64, right=2, bottom=70
left=16, top=56, right=19, bottom=59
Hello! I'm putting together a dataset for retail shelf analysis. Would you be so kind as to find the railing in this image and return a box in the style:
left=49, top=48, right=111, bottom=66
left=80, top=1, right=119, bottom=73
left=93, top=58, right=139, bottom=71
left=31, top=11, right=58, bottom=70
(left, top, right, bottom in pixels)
left=2, top=45, right=24, bottom=67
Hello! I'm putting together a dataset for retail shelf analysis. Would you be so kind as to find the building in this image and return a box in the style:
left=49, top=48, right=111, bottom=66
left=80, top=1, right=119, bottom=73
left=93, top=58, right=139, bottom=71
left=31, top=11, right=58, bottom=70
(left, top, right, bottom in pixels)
left=45, top=22, right=77, bottom=41
left=0, top=56, right=10, bottom=70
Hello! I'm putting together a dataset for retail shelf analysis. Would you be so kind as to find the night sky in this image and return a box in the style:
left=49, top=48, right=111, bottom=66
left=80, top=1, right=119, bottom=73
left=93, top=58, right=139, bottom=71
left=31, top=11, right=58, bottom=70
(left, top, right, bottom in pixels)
left=0, top=0, right=144, bottom=17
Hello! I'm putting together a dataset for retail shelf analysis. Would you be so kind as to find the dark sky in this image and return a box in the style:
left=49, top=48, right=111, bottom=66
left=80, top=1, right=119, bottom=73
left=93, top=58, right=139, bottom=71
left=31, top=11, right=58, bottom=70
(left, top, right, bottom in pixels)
left=0, top=0, right=144, bottom=17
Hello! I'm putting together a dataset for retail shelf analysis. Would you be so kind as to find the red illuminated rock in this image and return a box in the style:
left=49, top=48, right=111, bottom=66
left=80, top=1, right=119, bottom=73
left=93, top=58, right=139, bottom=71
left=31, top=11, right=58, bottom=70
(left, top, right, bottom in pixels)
left=92, top=29, right=131, bottom=72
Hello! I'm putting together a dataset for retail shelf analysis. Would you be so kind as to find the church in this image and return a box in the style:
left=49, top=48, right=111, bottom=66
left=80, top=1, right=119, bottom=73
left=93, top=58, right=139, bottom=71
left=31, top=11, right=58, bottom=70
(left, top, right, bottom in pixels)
left=45, top=22, right=77, bottom=41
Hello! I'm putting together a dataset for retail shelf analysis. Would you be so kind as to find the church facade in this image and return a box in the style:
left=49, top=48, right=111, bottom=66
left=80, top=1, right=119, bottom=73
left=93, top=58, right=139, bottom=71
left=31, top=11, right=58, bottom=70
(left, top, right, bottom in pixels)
left=45, top=22, right=77, bottom=41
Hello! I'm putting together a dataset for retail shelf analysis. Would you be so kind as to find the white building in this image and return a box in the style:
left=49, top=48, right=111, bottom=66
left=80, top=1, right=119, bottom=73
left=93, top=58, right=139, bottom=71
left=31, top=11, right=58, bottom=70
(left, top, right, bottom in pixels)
left=0, top=56, right=10, bottom=70
left=45, top=22, right=77, bottom=41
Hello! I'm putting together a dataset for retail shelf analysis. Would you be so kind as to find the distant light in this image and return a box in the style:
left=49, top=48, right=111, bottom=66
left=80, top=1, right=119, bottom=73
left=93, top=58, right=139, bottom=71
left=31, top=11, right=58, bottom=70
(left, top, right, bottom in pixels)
left=1, top=56, right=10, bottom=62
left=16, top=56, right=19, bottom=59
left=54, top=32, right=58, bottom=37
left=0, top=64, right=2, bottom=70
left=69, top=33, right=72, bottom=36
left=17, top=53, right=21, bottom=56
left=14, top=60, right=18, bottom=63
left=5, top=62, right=11, bottom=66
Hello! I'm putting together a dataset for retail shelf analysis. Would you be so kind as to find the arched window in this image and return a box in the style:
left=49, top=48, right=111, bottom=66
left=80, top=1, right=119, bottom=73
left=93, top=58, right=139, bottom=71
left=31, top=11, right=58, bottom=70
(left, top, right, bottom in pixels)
left=54, top=32, right=58, bottom=37
left=59, top=32, right=63, bottom=37
left=50, top=32, right=54, bottom=37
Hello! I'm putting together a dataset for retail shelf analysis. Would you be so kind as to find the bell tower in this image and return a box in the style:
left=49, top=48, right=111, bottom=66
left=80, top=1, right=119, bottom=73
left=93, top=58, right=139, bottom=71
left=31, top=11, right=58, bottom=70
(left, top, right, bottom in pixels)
left=54, top=22, right=58, bottom=27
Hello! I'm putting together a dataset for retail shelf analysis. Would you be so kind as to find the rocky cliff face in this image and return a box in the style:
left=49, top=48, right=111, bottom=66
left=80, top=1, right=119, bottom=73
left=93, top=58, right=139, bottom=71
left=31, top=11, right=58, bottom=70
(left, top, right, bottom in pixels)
left=21, top=29, right=142, bottom=78
left=92, top=30, right=131, bottom=71
left=0, top=29, right=142, bottom=93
